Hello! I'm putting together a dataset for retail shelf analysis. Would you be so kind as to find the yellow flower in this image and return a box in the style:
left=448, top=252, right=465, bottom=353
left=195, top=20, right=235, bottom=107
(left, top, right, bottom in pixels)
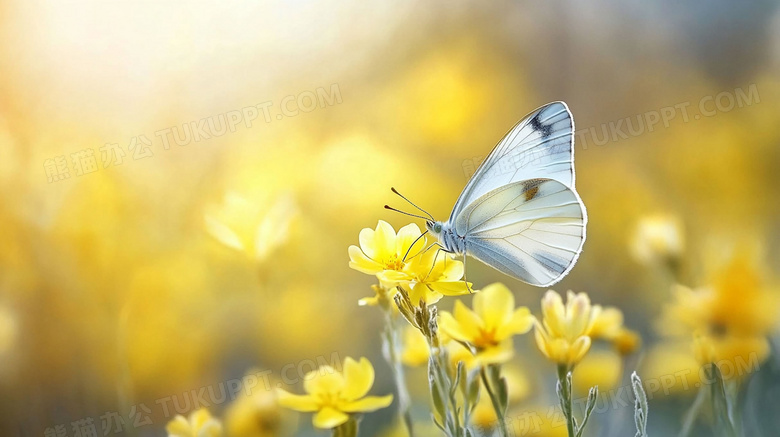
left=204, top=192, right=298, bottom=262
left=533, top=291, right=600, bottom=369
left=276, top=357, right=393, bottom=429
left=357, top=284, right=396, bottom=309
left=401, top=247, right=471, bottom=305
left=589, top=306, right=641, bottom=355
left=630, top=214, right=684, bottom=265
left=659, top=249, right=779, bottom=372
left=166, top=408, right=222, bottom=437
left=349, top=221, right=470, bottom=305
left=439, top=283, right=534, bottom=366
left=400, top=325, right=430, bottom=367
left=572, top=350, right=622, bottom=396
left=224, top=379, right=295, bottom=437
left=348, top=221, right=425, bottom=284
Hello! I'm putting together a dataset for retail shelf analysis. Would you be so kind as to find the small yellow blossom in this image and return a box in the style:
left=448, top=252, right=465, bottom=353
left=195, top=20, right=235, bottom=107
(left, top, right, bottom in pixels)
left=276, top=357, right=393, bottom=429
left=348, top=221, right=425, bottom=284
left=630, top=214, right=684, bottom=265
left=439, top=283, right=534, bottom=366
left=400, top=325, right=430, bottom=367
left=204, top=192, right=298, bottom=262
left=534, top=290, right=601, bottom=369
left=590, top=306, right=641, bottom=355
left=166, top=408, right=222, bottom=437
left=224, top=381, right=295, bottom=437
left=357, top=284, right=397, bottom=309
left=400, top=247, right=471, bottom=304
left=349, top=220, right=470, bottom=305
left=572, top=350, right=622, bottom=396
left=660, top=250, right=780, bottom=374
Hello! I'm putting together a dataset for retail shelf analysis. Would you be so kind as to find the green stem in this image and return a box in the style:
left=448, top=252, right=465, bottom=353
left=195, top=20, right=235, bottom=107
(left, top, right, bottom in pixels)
left=678, top=385, right=706, bottom=437
left=557, top=365, right=576, bottom=437
left=384, top=312, right=415, bottom=437
left=480, top=367, right=508, bottom=437
left=332, top=417, right=358, bottom=437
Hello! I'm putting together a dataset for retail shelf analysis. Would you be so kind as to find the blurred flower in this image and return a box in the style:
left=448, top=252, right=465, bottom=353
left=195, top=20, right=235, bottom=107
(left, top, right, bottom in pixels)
left=439, top=283, right=533, bottom=366
left=589, top=306, right=641, bottom=355
left=572, top=350, right=622, bottom=396
left=0, top=304, right=17, bottom=356
left=400, top=325, right=429, bottom=367
left=640, top=344, right=702, bottom=396
left=534, top=291, right=601, bottom=369
left=276, top=357, right=393, bottom=429
left=166, top=408, right=222, bottom=437
left=205, top=192, right=298, bottom=262
left=467, top=364, right=532, bottom=429
left=224, top=380, right=294, bottom=437
left=630, top=214, right=684, bottom=266
left=348, top=221, right=425, bottom=284
left=505, top=406, right=568, bottom=437
left=659, top=249, right=780, bottom=375
left=357, top=284, right=396, bottom=310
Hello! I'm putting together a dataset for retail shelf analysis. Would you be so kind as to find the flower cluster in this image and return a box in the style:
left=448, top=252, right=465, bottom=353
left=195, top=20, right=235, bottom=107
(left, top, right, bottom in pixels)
left=349, top=220, right=472, bottom=305
left=660, top=250, right=780, bottom=374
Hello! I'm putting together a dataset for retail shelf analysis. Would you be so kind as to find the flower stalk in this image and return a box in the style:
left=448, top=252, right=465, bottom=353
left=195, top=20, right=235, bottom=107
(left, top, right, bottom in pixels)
left=382, top=302, right=415, bottom=437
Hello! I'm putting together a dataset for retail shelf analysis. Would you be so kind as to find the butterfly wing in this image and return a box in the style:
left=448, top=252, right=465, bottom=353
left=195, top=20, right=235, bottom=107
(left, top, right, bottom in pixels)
left=455, top=178, right=586, bottom=287
left=450, top=102, right=575, bottom=222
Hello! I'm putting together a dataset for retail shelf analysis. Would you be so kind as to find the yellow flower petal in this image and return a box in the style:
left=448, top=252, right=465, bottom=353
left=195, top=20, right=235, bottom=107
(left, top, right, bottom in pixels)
left=396, top=223, right=424, bottom=258
left=303, top=367, right=345, bottom=396
left=407, top=282, right=443, bottom=305
left=190, top=409, right=213, bottom=428
left=358, top=227, right=378, bottom=260
left=275, top=389, right=320, bottom=412
left=439, top=310, right=471, bottom=343
left=569, top=335, right=592, bottom=365
left=373, top=220, right=397, bottom=261
left=312, top=407, right=349, bottom=429
left=166, top=415, right=192, bottom=436
left=474, top=339, right=514, bottom=366
left=452, top=299, right=484, bottom=337
left=474, top=283, right=514, bottom=330
left=428, top=280, right=473, bottom=297
left=541, top=291, right=566, bottom=338
left=495, top=307, right=534, bottom=340
left=348, top=245, right=383, bottom=274
left=341, top=357, right=375, bottom=400
left=340, top=395, right=394, bottom=412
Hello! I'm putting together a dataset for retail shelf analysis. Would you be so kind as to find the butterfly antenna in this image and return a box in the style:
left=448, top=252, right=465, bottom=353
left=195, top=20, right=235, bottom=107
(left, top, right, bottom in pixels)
left=384, top=205, right=431, bottom=221
left=402, top=230, right=428, bottom=262
left=391, top=187, right=435, bottom=221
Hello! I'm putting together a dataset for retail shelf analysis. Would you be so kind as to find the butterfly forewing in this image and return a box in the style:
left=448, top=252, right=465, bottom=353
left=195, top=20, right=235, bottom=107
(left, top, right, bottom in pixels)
left=450, top=102, right=575, bottom=223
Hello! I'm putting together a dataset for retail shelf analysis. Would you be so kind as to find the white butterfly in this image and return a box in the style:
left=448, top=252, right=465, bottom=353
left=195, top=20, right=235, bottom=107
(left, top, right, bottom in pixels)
left=392, top=102, right=586, bottom=287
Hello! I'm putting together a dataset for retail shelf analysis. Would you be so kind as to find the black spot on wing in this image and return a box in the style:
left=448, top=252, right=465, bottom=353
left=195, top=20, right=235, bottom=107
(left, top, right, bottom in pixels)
left=530, top=112, right=553, bottom=138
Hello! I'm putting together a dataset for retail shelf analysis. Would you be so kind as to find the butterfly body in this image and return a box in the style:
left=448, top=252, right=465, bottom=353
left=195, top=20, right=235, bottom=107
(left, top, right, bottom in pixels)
left=428, top=102, right=587, bottom=287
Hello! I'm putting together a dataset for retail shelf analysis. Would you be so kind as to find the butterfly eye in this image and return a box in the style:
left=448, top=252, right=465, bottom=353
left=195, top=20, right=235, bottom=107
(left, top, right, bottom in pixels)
left=434, top=223, right=442, bottom=233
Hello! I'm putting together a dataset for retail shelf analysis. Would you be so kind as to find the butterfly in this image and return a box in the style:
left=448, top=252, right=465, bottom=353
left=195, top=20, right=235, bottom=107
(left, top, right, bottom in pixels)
left=388, top=102, right=586, bottom=287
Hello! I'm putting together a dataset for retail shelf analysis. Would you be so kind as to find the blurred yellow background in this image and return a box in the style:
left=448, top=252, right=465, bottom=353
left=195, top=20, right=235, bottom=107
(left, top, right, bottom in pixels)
left=2, top=1, right=780, bottom=436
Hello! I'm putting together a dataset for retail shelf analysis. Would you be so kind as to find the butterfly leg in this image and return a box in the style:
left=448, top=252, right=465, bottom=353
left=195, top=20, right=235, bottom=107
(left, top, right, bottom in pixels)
left=424, top=245, right=443, bottom=281
left=462, top=254, right=474, bottom=294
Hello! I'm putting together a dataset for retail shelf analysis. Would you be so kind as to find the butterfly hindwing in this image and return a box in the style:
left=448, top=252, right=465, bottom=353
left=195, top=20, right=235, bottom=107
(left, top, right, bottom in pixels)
left=455, top=178, right=586, bottom=287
